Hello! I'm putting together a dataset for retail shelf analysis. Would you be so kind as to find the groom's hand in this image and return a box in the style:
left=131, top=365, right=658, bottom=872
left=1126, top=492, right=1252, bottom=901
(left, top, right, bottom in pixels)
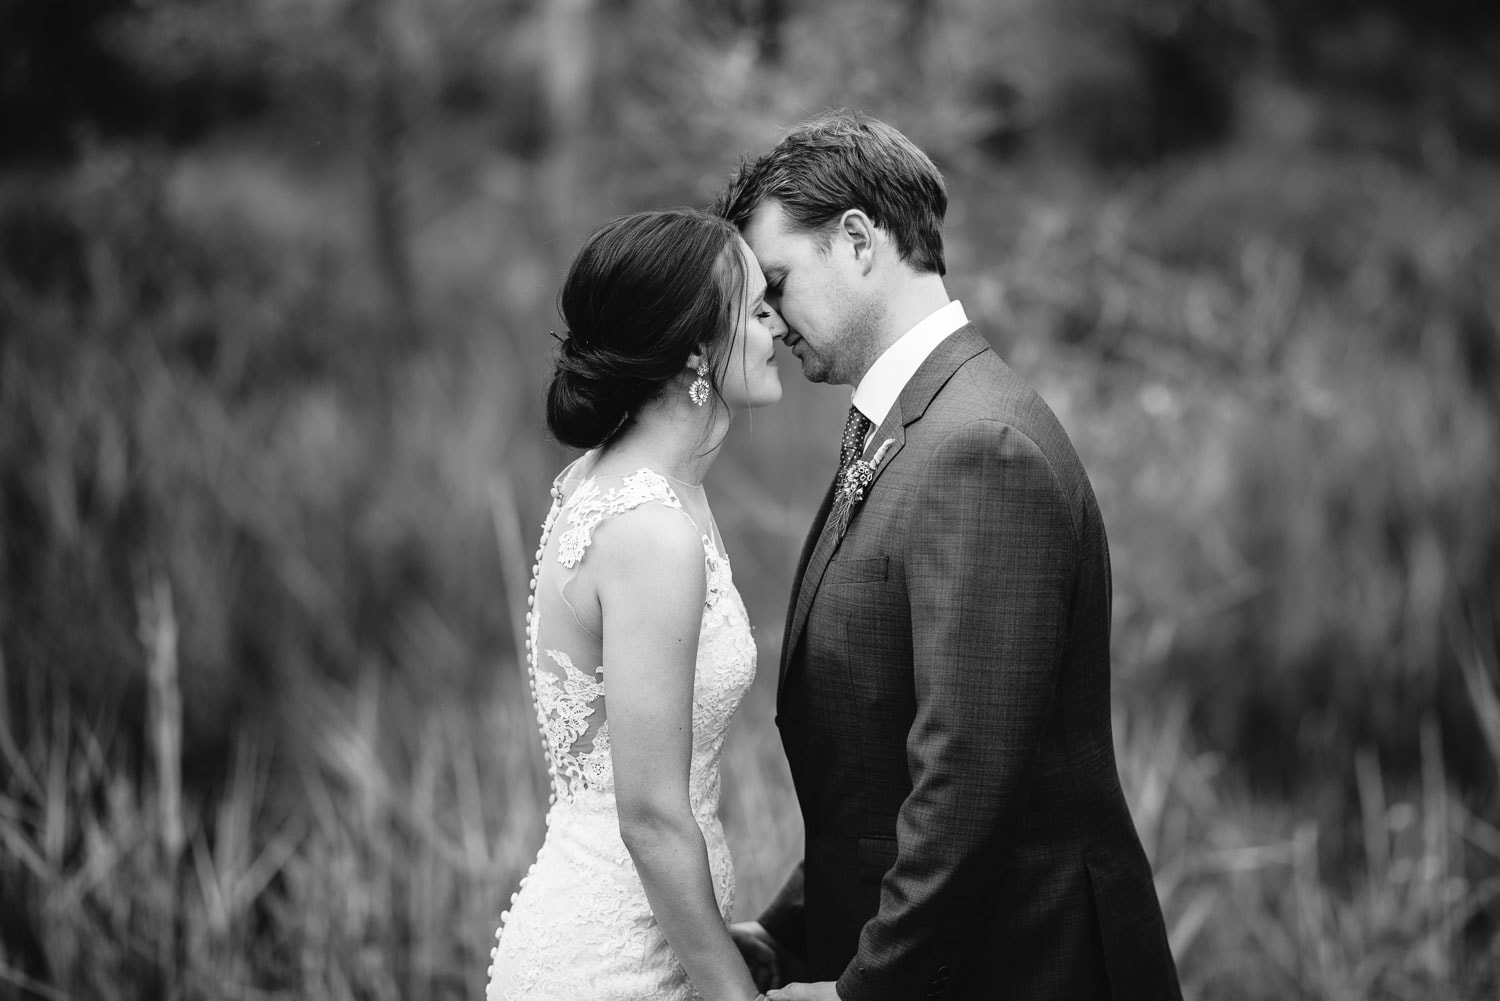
left=729, top=921, right=781, bottom=992
left=767, top=982, right=841, bottom=1001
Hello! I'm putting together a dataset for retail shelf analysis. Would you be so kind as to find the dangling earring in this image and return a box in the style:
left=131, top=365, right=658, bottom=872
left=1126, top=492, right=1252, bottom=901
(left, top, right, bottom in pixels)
left=688, top=361, right=711, bottom=407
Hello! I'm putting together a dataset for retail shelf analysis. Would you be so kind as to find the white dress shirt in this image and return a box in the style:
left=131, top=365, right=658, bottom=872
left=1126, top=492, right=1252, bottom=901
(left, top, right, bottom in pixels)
left=851, top=300, right=969, bottom=440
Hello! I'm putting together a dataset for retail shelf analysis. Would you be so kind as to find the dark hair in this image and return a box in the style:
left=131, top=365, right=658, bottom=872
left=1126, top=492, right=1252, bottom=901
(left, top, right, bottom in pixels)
left=546, top=209, right=747, bottom=450
left=713, top=110, right=948, bottom=276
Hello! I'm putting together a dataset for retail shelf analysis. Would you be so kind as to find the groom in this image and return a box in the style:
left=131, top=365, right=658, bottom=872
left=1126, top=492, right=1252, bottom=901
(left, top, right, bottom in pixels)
left=714, top=112, right=1182, bottom=1001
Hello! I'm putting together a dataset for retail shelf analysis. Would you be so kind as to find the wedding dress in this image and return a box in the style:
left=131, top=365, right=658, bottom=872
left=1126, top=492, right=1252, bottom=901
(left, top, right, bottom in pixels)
left=486, top=462, right=757, bottom=1000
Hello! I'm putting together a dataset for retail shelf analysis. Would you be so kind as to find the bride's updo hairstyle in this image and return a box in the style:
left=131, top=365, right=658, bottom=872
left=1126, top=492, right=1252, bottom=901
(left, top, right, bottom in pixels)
left=547, top=209, right=747, bottom=450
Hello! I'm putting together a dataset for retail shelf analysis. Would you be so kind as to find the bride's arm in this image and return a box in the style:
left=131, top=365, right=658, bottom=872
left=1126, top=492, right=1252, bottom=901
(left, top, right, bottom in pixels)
left=592, top=505, right=763, bottom=1001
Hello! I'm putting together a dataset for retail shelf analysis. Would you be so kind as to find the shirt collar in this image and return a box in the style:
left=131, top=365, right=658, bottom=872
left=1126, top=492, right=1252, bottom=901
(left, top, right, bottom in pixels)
left=851, top=300, right=969, bottom=428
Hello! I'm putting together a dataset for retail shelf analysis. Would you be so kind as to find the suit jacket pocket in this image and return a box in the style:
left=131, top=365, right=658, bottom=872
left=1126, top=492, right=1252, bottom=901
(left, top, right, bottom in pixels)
left=1085, top=856, right=1181, bottom=1000
left=824, top=556, right=889, bottom=585
left=855, top=833, right=898, bottom=883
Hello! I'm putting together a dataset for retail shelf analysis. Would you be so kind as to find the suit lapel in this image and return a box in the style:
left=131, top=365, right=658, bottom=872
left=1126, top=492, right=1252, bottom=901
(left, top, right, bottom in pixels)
left=780, top=475, right=836, bottom=684
left=780, top=413, right=908, bottom=689
left=780, top=325, right=990, bottom=687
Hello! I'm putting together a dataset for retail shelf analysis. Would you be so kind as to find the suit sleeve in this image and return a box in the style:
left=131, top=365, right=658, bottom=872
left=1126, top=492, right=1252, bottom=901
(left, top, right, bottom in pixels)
left=836, top=419, right=1078, bottom=1001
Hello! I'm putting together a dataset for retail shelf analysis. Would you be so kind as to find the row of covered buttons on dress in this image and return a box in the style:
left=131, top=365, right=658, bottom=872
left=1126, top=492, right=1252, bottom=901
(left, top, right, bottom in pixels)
left=524, top=484, right=565, bottom=806
left=487, top=483, right=564, bottom=981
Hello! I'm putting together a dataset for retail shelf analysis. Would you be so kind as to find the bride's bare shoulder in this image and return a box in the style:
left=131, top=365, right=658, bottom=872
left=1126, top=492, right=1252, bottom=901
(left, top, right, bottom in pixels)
left=588, top=500, right=704, bottom=588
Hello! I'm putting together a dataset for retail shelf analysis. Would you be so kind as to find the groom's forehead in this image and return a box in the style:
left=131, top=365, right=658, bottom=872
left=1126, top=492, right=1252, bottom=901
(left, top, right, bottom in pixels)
left=745, top=200, right=794, bottom=242
left=744, top=201, right=813, bottom=261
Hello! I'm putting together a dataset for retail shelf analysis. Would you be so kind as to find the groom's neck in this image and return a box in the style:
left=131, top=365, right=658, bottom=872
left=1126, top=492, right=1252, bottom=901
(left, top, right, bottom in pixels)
left=866, top=271, right=953, bottom=359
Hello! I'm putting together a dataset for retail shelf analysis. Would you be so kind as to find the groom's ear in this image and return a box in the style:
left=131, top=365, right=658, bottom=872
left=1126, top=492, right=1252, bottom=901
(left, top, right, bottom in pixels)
left=838, top=209, right=877, bottom=276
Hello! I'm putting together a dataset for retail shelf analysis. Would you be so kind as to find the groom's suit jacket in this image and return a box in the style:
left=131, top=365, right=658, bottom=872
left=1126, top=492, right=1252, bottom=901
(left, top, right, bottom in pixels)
left=761, top=326, right=1182, bottom=1001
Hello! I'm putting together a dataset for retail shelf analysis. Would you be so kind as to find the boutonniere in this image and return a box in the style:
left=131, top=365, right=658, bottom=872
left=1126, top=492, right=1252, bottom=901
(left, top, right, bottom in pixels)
left=829, top=438, right=895, bottom=541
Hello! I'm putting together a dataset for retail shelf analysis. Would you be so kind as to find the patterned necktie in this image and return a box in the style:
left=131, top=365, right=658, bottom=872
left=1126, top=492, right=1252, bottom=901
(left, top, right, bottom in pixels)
left=839, top=405, right=874, bottom=472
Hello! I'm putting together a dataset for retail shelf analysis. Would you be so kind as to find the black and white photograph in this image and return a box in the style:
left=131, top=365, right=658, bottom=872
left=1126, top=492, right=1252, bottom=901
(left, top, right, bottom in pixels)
left=2, top=2, right=1498, bottom=999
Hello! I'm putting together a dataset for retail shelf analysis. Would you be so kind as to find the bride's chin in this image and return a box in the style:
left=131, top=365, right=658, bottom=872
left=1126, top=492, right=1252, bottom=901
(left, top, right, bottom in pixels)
left=724, top=381, right=782, bottom=412
left=754, top=381, right=783, bottom=408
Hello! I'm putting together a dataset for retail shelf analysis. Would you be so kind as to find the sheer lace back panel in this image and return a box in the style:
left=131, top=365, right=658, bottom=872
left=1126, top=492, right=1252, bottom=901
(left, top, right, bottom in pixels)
left=527, top=462, right=741, bottom=807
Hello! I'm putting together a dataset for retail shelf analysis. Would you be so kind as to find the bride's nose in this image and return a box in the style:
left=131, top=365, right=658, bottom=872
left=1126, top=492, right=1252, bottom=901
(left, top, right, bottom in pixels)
left=768, top=307, right=788, bottom=339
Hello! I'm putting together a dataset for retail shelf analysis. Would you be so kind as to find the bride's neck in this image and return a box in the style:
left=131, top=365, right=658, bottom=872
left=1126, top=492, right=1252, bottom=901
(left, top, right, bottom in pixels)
left=595, top=397, right=730, bottom=487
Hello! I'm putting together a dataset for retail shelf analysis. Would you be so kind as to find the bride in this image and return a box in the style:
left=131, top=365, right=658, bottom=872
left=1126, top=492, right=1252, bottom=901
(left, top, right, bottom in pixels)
left=486, top=208, right=785, bottom=1000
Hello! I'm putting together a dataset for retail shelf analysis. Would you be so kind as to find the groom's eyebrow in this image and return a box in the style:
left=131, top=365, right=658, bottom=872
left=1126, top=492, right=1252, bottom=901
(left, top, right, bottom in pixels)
left=763, top=265, right=787, bottom=287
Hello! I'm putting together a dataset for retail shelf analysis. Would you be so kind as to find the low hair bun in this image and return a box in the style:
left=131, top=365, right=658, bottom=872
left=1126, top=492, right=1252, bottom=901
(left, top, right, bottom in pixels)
left=546, top=347, right=634, bottom=450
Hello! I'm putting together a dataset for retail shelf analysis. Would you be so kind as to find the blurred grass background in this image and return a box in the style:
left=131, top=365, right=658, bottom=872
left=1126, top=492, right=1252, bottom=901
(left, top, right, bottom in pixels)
left=2, top=0, right=1499, bottom=997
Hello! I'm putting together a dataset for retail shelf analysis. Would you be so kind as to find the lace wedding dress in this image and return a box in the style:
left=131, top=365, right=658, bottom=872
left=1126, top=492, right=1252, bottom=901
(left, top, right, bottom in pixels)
left=485, top=462, right=757, bottom=1000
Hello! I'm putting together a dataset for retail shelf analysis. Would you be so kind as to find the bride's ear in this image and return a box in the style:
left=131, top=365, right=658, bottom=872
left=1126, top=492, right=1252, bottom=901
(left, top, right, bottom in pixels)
left=684, top=348, right=707, bottom=373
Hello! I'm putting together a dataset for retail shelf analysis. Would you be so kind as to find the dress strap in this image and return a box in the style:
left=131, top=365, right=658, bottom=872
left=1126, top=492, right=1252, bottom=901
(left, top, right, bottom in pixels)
left=556, top=468, right=686, bottom=569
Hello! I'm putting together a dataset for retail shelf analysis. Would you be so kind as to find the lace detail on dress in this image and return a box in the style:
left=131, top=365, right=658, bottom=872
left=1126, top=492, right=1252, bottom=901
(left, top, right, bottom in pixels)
left=580, top=721, right=612, bottom=789
left=536, top=650, right=609, bottom=796
left=488, top=464, right=756, bottom=1001
left=703, top=541, right=730, bottom=610
left=557, top=470, right=682, bottom=569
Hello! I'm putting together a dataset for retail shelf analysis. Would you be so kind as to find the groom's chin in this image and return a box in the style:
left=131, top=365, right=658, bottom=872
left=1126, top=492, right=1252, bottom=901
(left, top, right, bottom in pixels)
left=798, top=360, right=830, bottom=384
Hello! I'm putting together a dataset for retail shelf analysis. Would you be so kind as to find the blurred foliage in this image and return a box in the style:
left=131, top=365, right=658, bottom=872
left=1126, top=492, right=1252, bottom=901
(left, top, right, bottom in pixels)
left=2, top=0, right=1500, bottom=997
left=0, top=0, right=271, bottom=161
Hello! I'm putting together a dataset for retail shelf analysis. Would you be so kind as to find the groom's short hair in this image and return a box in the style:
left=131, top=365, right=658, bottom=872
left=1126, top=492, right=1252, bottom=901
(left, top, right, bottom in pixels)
left=714, top=110, right=948, bottom=277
